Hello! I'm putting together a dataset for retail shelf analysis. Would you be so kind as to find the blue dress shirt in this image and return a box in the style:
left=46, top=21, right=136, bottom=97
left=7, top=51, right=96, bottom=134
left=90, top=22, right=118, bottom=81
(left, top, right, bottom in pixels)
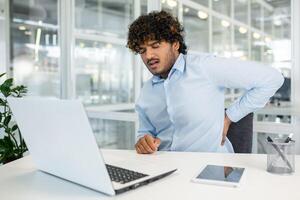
left=135, top=53, right=284, bottom=153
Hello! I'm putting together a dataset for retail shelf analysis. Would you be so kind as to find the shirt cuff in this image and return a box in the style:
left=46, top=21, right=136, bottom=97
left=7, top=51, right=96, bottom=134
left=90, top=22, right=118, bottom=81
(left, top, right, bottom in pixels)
left=135, top=132, right=153, bottom=143
left=225, top=105, right=245, bottom=123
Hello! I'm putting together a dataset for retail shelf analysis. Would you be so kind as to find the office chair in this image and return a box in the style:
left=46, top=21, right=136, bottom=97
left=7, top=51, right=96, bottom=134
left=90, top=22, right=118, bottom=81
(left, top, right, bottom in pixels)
left=227, top=113, right=254, bottom=153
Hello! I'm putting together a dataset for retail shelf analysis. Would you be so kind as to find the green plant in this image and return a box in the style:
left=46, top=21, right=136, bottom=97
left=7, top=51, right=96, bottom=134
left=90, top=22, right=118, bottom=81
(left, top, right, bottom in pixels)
left=0, top=73, right=27, bottom=164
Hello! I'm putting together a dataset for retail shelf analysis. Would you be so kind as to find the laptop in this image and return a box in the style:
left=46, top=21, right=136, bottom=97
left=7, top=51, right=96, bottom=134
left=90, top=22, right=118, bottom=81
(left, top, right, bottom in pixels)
left=7, top=97, right=177, bottom=196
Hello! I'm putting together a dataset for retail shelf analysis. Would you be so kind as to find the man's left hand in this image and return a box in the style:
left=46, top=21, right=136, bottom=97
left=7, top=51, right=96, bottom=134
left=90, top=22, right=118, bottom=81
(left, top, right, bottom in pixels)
left=221, top=113, right=232, bottom=145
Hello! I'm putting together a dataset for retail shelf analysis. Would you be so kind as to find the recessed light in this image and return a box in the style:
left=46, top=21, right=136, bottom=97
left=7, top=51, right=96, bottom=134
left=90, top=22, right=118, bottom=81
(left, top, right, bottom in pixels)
left=18, top=26, right=26, bottom=31
left=221, top=20, right=230, bottom=27
left=238, top=27, right=247, bottom=34
left=197, top=11, right=208, bottom=19
left=253, top=32, right=261, bottom=39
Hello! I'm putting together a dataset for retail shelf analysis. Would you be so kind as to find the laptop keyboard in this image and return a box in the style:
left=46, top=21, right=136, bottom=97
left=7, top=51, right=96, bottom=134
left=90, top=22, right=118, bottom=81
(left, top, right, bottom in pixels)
left=105, top=164, right=149, bottom=184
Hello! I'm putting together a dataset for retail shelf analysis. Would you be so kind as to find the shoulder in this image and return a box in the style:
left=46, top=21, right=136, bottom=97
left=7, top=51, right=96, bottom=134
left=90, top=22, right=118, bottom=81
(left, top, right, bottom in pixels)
left=185, top=52, right=216, bottom=63
left=184, top=52, right=217, bottom=70
left=184, top=52, right=218, bottom=75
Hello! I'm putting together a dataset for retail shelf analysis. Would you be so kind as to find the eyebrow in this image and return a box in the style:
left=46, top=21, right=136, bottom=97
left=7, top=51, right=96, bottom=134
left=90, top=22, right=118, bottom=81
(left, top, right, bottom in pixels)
left=148, top=41, right=159, bottom=45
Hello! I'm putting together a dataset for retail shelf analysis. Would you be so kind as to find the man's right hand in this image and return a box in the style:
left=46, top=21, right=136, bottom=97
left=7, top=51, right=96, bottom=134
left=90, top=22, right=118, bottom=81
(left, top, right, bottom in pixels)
left=135, top=134, right=161, bottom=154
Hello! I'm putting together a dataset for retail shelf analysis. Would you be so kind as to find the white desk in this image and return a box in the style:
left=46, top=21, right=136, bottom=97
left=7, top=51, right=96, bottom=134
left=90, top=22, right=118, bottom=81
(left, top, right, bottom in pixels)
left=0, top=149, right=299, bottom=200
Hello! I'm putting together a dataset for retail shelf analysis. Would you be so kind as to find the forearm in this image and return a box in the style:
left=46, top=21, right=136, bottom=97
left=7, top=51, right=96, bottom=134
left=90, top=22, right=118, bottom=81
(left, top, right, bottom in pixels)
left=226, top=71, right=284, bottom=122
left=201, top=55, right=284, bottom=122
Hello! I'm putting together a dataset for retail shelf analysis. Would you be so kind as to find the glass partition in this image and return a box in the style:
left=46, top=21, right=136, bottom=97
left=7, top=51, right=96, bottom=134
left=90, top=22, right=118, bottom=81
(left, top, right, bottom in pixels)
left=233, top=25, right=248, bottom=60
left=212, top=0, right=231, bottom=17
left=90, top=118, right=135, bottom=149
left=193, top=0, right=208, bottom=7
left=234, top=0, right=248, bottom=24
left=161, top=0, right=178, bottom=17
left=251, top=0, right=262, bottom=30
left=212, top=17, right=231, bottom=57
left=183, top=5, right=209, bottom=52
left=10, top=0, right=60, bottom=97
left=75, top=0, right=133, bottom=38
left=251, top=31, right=262, bottom=61
left=74, top=39, right=134, bottom=105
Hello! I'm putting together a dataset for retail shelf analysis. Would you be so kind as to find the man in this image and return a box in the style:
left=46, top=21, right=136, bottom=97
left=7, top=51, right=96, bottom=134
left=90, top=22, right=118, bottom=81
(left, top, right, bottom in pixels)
left=126, top=11, right=283, bottom=154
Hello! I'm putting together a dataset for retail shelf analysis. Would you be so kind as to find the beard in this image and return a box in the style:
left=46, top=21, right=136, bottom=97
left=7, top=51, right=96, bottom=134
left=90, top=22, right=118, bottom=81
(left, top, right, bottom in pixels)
left=147, top=49, right=178, bottom=79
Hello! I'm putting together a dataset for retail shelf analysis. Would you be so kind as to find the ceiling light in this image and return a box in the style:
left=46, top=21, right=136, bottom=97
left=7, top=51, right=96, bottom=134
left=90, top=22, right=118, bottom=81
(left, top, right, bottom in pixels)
left=79, top=42, right=85, bottom=48
left=273, top=20, right=282, bottom=26
left=18, top=26, right=26, bottom=31
left=238, top=27, right=247, bottom=34
left=264, top=37, right=272, bottom=43
left=184, top=8, right=189, bottom=13
left=24, top=31, right=32, bottom=35
left=167, top=0, right=177, bottom=8
left=197, top=11, right=208, bottom=19
left=221, top=20, right=230, bottom=28
left=253, top=32, right=261, bottom=39
left=106, top=43, right=112, bottom=49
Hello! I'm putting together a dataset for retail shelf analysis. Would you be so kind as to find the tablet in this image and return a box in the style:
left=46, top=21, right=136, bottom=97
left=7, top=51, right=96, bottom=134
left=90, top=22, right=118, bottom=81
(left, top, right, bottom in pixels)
left=191, top=165, right=245, bottom=187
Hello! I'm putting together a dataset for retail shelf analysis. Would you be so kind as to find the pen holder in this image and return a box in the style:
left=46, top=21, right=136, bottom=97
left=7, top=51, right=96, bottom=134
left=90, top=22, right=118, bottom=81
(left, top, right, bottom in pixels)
left=266, top=138, right=295, bottom=175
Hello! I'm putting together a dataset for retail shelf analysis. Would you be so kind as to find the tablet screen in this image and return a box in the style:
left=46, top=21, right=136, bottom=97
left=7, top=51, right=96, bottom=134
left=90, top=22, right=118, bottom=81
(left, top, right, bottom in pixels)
left=196, top=165, right=245, bottom=183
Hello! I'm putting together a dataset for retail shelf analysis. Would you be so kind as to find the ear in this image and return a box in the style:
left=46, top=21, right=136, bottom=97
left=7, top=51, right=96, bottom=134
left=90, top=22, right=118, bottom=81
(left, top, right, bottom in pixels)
left=172, top=41, right=180, bottom=51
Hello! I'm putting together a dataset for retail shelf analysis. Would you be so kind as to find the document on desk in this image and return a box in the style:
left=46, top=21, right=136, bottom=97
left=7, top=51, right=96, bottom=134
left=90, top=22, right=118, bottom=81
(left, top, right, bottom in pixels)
left=191, top=165, right=245, bottom=187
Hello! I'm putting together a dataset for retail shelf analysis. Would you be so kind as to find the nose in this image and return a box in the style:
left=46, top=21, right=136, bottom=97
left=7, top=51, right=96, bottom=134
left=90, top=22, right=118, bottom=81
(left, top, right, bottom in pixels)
left=144, top=47, right=154, bottom=60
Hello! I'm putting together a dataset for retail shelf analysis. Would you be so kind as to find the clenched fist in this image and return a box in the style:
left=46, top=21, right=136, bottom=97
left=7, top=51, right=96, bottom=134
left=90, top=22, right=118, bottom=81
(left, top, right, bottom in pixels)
left=135, top=134, right=161, bottom=154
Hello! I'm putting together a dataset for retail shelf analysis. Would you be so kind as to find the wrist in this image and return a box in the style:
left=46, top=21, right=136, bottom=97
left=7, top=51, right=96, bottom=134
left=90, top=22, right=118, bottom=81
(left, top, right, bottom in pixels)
left=225, top=114, right=232, bottom=125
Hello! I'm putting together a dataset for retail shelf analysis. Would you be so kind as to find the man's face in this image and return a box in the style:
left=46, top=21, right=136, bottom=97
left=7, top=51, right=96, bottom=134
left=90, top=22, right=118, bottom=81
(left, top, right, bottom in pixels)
left=138, top=40, right=180, bottom=79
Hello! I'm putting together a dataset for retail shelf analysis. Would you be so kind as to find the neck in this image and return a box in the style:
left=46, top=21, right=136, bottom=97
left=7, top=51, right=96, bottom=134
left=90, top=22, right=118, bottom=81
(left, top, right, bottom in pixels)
left=160, top=53, right=180, bottom=79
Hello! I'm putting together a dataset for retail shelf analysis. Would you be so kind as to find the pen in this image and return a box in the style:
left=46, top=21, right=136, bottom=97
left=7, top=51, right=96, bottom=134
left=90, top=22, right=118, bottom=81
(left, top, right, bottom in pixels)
left=267, top=136, right=293, bottom=171
left=284, top=133, right=294, bottom=143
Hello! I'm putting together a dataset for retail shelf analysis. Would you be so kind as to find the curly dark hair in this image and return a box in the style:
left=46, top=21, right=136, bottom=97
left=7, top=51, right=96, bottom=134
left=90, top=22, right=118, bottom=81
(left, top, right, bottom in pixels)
left=127, top=10, right=187, bottom=54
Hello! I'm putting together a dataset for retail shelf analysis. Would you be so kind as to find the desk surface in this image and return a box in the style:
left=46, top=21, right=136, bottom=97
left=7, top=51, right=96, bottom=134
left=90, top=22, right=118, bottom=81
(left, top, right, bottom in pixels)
left=0, top=149, right=299, bottom=200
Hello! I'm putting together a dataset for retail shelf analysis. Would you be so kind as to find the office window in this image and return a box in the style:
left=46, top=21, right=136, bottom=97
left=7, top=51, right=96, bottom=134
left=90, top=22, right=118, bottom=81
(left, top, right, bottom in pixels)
left=251, top=31, right=262, bottom=61
left=75, top=0, right=133, bottom=38
left=141, top=0, right=147, bottom=15
left=233, top=25, right=248, bottom=60
left=264, top=8, right=273, bottom=35
left=212, top=0, right=231, bottom=17
left=263, top=39, right=274, bottom=64
left=192, top=0, right=208, bottom=7
left=234, top=0, right=248, bottom=24
left=212, top=17, right=231, bottom=57
left=10, top=0, right=60, bottom=97
left=265, top=0, right=291, bottom=102
left=183, top=6, right=209, bottom=52
left=89, top=118, right=135, bottom=149
left=161, top=0, right=178, bottom=17
left=74, top=40, right=134, bottom=105
left=0, top=0, right=6, bottom=73
left=251, top=0, right=262, bottom=30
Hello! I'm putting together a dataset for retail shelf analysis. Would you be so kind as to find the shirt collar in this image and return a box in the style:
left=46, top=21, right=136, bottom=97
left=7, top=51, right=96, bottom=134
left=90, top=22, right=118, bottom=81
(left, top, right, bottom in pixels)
left=171, top=53, right=185, bottom=73
left=151, top=53, right=185, bottom=85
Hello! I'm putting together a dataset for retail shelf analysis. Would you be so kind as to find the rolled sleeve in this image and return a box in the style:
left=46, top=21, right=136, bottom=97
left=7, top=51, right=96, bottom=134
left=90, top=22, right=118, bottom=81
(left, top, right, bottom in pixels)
left=202, top=55, right=284, bottom=122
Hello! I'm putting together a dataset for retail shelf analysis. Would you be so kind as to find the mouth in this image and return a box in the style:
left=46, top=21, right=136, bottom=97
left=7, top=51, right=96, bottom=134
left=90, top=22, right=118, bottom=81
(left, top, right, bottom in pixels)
left=147, top=59, right=160, bottom=69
